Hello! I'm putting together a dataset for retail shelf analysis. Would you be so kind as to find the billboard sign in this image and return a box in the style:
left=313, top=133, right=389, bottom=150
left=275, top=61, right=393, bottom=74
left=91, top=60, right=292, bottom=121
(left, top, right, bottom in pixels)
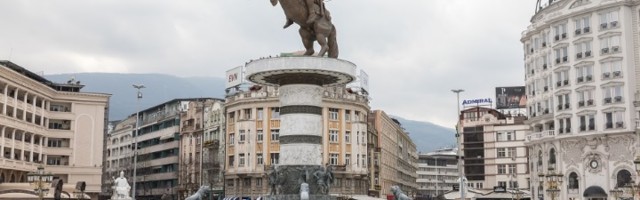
left=359, top=70, right=369, bottom=93
left=495, top=86, right=526, bottom=109
left=462, top=98, right=492, bottom=106
left=225, top=66, right=243, bottom=88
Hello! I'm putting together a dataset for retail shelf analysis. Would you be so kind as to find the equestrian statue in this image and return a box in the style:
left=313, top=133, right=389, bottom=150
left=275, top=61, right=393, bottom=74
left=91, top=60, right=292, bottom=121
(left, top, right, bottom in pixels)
left=270, top=0, right=339, bottom=58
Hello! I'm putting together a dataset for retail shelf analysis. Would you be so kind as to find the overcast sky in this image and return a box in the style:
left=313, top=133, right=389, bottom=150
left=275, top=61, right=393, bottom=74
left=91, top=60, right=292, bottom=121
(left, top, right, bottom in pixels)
left=0, top=0, right=534, bottom=128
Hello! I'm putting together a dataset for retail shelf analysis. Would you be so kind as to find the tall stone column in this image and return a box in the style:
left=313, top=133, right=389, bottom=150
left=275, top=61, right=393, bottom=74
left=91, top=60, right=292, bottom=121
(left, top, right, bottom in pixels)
left=246, top=56, right=356, bottom=197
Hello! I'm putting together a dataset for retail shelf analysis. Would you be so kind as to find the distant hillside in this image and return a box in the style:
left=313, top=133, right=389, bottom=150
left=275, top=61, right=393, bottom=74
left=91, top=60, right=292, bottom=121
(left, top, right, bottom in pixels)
left=45, top=73, right=454, bottom=152
left=392, top=116, right=456, bottom=153
left=45, top=73, right=225, bottom=120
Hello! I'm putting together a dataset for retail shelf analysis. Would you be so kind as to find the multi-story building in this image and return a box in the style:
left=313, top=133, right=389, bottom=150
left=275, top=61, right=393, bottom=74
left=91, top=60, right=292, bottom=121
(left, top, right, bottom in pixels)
left=370, top=110, right=418, bottom=198
left=104, top=119, right=135, bottom=196
left=366, top=120, right=381, bottom=197
left=178, top=98, right=224, bottom=199
left=522, top=0, right=640, bottom=199
left=202, top=99, right=226, bottom=198
left=416, top=148, right=459, bottom=199
left=224, top=85, right=370, bottom=199
left=458, top=107, right=529, bottom=191
left=0, top=61, right=110, bottom=199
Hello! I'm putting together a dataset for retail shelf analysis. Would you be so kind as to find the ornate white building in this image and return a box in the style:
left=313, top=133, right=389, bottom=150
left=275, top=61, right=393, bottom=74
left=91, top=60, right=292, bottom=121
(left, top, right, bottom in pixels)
left=522, top=0, right=640, bottom=199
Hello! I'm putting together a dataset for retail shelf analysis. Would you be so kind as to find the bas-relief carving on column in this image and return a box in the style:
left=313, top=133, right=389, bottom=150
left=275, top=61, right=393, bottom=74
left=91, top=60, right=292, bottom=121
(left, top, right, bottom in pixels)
left=280, top=114, right=322, bottom=137
left=607, top=135, right=636, bottom=166
left=280, top=144, right=322, bottom=165
left=279, top=85, right=323, bottom=106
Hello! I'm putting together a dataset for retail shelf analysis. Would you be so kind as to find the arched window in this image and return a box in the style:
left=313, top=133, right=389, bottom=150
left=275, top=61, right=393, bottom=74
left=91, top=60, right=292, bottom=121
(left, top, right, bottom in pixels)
left=568, top=172, right=579, bottom=189
left=617, top=170, right=632, bottom=187
left=538, top=151, right=543, bottom=168
left=548, top=148, right=556, bottom=169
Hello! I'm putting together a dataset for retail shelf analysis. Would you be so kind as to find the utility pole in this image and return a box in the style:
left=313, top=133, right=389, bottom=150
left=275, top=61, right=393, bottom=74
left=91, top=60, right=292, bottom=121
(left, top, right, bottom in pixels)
left=132, top=84, right=145, bottom=200
left=451, top=89, right=465, bottom=200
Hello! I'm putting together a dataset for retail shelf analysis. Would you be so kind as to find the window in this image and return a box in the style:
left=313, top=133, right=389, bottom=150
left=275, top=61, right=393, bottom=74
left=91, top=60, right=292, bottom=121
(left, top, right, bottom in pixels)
left=600, top=36, right=621, bottom=54
left=329, top=108, right=339, bottom=120
left=345, top=109, right=351, bottom=121
left=603, top=85, right=624, bottom=104
left=506, top=132, right=514, bottom=141
left=556, top=93, right=570, bottom=111
left=329, top=130, right=339, bottom=142
left=554, top=47, right=569, bottom=64
left=557, top=117, right=571, bottom=134
left=229, top=155, right=235, bottom=167
left=271, top=129, right=280, bottom=141
left=356, top=154, right=360, bottom=166
left=270, top=153, right=279, bottom=165
left=257, top=130, right=263, bottom=142
left=574, top=16, right=591, bottom=35
left=361, top=155, right=367, bottom=168
left=577, top=89, right=594, bottom=107
left=228, top=112, right=235, bottom=122
left=616, top=170, right=632, bottom=187
left=508, top=164, right=517, bottom=174
left=498, top=165, right=506, bottom=174
left=579, top=114, right=596, bottom=131
left=599, top=10, right=619, bottom=30
left=257, top=153, right=263, bottom=165
left=549, top=148, right=557, bottom=169
left=243, top=108, right=252, bottom=120
left=330, top=154, right=338, bottom=165
left=345, top=131, right=351, bottom=143
left=509, top=181, right=519, bottom=189
left=555, top=70, right=569, bottom=87
left=497, top=148, right=506, bottom=158
left=604, top=110, right=625, bottom=129
left=345, top=154, right=351, bottom=165
left=601, top=60, right=622, bottom=79
left=508, top=147, right=517, bottom=158
left=239, top=153, right=245, bottom=167
left=257, top=108, right=264, bottom=120
left=256, top=178, right=263, bottom=187
left=229, top=133, right=235, bottom=144
left=553, top=23, right=567, bottom=40
left=574, top=41, right=592, bottom=59
left=537, top=151, right=543, bottom=169
left=568, top=172, right=579, bottom=189
left=270, top=107, right=280, bottom=119
left=575, top=65, right=593, bottom=83
left=239, top=130, right=246, bottom=142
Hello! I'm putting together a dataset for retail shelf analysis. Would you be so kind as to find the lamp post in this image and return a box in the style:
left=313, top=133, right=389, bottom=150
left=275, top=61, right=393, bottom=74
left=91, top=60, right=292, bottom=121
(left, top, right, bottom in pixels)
left=132, top=84, right=145, bottom=200
left=27, top=165, right=54, bottom=200
left=544, top=171, right=562, bottom=200
left=451, top=89, right=465, bottom=200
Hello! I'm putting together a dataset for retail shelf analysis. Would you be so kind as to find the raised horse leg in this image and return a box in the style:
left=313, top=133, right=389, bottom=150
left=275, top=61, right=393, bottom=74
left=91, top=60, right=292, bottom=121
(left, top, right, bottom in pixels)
left=299, top=27, right=315, bottom=56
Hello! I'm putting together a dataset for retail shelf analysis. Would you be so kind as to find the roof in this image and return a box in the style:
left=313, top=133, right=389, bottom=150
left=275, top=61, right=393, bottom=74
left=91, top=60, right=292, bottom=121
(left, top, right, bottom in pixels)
left=0, top=60, right=85, bottom=91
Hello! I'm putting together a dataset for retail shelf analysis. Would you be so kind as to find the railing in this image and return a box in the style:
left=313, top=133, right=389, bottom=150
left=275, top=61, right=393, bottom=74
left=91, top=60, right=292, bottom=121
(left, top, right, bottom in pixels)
left=526, top=130, right=555, bottom=142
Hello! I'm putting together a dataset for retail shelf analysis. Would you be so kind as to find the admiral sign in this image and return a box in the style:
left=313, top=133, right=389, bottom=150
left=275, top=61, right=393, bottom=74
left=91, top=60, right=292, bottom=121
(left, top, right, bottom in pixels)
left=462, top=98, right=492, bottom=106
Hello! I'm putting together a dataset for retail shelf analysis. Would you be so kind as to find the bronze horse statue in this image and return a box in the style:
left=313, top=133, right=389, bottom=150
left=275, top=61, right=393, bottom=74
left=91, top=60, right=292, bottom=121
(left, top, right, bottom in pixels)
left=270, top=0, right=339, bottom=58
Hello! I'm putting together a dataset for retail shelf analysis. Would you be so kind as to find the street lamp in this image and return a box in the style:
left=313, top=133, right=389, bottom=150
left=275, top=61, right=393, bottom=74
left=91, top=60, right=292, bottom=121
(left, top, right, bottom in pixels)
left=544, top=171, right=563, bottom=200
left=27, top=165, right=54, bottom=200
left=610, top=188, right=623, bottom=200
left=451, top=89, right=465, bottom=200
left=132, top=84, right=145, bottom=200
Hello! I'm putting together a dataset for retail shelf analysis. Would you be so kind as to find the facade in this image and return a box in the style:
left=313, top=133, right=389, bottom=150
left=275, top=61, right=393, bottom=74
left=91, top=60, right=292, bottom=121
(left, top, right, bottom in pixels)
left=224, top=85, right=370, bottom=199
left=177, top=98, right=225, bottom=199
left=522, top=0, right=640, bottom=199
left=366, top=120, right=381, bottom=197
left=202, top=99, right=226, bottom=198
left=458, top=107, right=529, bottom=191
left=416, top=148, right=459, bottom=199
left=0, top=61, right=110, bottom=199
left=370, top=110, right=418, bottom=198
left=103, top=119, right=134, bottom=197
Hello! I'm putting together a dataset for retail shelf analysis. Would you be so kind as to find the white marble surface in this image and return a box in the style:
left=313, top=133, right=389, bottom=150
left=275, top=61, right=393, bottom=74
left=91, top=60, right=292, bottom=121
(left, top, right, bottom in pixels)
left=280, top=114, right=322, bottom=137
left=245, top=56, right=357, bottom=86
left=280, top=84, right=323, bottom=106
left=280, top=143, right=323, bottom=165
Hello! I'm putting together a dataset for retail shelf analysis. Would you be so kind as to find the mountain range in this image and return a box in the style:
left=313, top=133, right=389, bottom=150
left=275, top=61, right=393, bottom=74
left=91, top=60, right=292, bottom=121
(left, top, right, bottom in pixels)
left=46, top=73, right=455, bottom=152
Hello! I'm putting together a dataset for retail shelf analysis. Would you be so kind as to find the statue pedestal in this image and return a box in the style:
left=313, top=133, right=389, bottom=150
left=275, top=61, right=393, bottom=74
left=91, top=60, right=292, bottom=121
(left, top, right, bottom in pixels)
left=246, top=57, right=356, bottom=198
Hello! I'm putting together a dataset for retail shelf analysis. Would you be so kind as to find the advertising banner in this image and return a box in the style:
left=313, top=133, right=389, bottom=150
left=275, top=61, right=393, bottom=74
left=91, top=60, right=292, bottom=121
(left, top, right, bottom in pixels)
left=495, top=86, right=526, bottom=109
left=225, top=66, right=243, bottom=88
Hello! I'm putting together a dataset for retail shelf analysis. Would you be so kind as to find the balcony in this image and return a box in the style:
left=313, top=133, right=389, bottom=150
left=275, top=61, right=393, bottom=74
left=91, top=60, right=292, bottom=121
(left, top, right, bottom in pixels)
left=526, top=130, right=555, bottom=142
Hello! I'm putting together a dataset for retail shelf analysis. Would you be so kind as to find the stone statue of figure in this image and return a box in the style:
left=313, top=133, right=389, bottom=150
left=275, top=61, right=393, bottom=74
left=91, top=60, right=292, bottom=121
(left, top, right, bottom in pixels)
left=390, top=185, right=411, bottom=200
left=300, top=182, right=309, bottom=200
left=313, top=164, right=334, bottom=194
left=267, top=167, right=279, bottom=195
left=270, top=0, right=339, bottom=58
left=113, top=171, right=132, bottom=200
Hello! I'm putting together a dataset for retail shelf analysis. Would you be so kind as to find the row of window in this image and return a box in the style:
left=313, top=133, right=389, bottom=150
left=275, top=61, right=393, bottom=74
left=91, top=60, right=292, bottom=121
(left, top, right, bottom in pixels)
left=527, top=57, right=623, bottom=92
left=525, top=10, right=620, bottom=54
left=229, top=152, right=280, bottom=167
left=228, top=129, right=367, bottom=144
left=528, top=85, right=625, bottom=117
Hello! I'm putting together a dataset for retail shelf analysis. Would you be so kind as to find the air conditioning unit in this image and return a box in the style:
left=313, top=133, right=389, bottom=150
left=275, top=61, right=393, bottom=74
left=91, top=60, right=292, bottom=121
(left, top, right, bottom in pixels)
left=603, top=72, right=611, bottom=78
left=587, top=99, right=594, bottom=106
left=585, top=50, right=591, bottom=57
left=557, top=105, right=563, bottom=110
left=575, top=29, right=582, bottom=35
left=543, top=64, right=548, bottom=69
left=542, top=42, right=547, bottom=47
left=578, top=101, right=585, bottom=107
left=586, top=75, right=592, bottom=81
left=611, top=21, right=618, bottom=27
left=564, top=79, right=569, bottom=85
left=615, top=96, right=622, bottom=102
left=576, top=52, right=583, bottom=59
left=613, top=71, right=621, bottom=77
left=602, top=48, right=610, bottom=54
left=555, top=35, right=560, bottom=41
left=556, top=58, right=561, bottom=64
left=563, top=56, right=568, bottom=62
left=564, top=103, right=570, bottom=109
left=612, top=46, right=619, bottom=52
left=577, top=77, right=584, bottom=83
left=604, top=97, right=612, bottom=103
left=601, top=23, right=608, bottom=29
left=562, top=33, right=567, bottom=39
left=557, top=81, right=562, bottom=87
left=616, top=121, right=624, bottom=128
left=544, top=86, right=549, bottom=91
left=584, top=26, right=590, bottom=33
